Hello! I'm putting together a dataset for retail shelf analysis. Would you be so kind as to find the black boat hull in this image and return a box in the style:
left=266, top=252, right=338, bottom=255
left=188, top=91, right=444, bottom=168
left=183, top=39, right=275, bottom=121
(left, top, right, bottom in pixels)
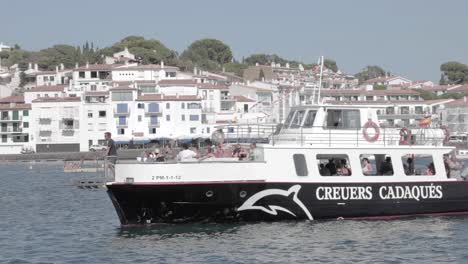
left=107, top=181, right=468, bottom=225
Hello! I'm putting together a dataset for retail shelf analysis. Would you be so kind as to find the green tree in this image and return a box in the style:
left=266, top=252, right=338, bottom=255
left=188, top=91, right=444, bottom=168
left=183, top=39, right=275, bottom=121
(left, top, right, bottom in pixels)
left=355, top=65, right=387, bottom=84
left=323, top=58, right=338, bottom=72
left=244, top=54, right=288, bottom=66
left=440, top=61, right=468, bottom=84
left=373, top=84, right=387, bottom=90
left=102, top=36, right=177, bottom=65
left=258, top=68, right=265, bottom=81
left=223, top=62, right=247, bottom=77
left=180, top=39, right=233, bottom=71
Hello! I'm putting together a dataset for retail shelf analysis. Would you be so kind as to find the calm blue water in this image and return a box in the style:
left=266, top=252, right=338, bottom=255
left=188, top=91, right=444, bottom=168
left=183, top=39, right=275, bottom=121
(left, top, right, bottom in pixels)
left=1, top=162, right=468, bottom=264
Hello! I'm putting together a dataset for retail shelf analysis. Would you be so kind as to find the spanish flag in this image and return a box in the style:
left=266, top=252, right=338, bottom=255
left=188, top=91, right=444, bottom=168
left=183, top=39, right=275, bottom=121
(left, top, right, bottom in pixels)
left=419, top=115, right=432, bottom=127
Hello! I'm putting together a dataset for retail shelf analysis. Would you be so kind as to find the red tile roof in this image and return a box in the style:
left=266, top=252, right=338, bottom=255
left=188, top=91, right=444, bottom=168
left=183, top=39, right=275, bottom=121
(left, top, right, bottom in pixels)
left=29, top=85, right=65, bottom=92
left=445, top=98, right=468, bottom=106
left=234, top=95, right=256, bottom=102
left=158, top=79, right=196, bottom=87
left=0, top=96, right=25, bottom=104
left=0, top=103, right=31, bottom=110
left=448, top=85, right=468, bottom=92
left=197, top=83, right=229, bottom=90
left=136, top=94, right=201, bottom=101
left=32, top=97, right=81, bottom=103
left=420, top=85, right=451, bottom=91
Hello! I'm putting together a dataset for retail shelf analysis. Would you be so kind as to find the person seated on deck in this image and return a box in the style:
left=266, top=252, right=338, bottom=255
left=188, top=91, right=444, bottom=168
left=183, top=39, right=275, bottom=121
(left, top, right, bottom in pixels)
left=177, top=143, right=198, bottom=161
left=319, top=164, right=331, bottom=176
left=238, top=147, right=248, bottom=161
left=248, top=142, right=262, bottom=161
left=215, top=144, right=224, bottom=158
left=379, top=157, right=393, bottom=175
left=361, top=158, right=372, bottom=175
left=232, top=144, right=241, bottom=158
left=199, top=146, right=216, bottom=160
left=154, top=149, right=165, bottom=162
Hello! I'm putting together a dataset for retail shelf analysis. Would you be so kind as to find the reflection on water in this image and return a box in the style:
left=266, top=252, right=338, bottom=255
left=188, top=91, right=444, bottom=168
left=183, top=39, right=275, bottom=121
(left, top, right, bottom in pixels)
left=1, top=162, right=468, bottom=263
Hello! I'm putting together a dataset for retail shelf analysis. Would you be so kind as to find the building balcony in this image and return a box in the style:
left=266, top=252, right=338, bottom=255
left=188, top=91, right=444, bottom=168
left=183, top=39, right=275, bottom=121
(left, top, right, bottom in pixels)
left=0, top=127, right=23, bottom=133
left=145, top=108, right=162, bottom=116
left=0, top=116, right=22, bottom=122
left=116, top=120, right=128, bottom=128
left=148, top=121, right=160, bottom=128
left=114, top=109, right=130, bottom=116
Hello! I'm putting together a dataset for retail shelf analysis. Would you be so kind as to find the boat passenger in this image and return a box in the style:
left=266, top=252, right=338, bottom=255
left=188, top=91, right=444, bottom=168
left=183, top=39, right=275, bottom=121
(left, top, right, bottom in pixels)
left=248, top=143, right=263, bottom=161
left=341, top=159, right=351, bottom=176
left=319, top=164, right=331, bottom=176
left=379, top=157, right=393, bottom=175
left=327, top=159, right=337, bottom=175
left=426, top=162, right=435, bottom=175
left=199, top=147, right=216, bottom=160
left=154, top=149, right=165, bottom=162
left=361, top=158, right=372, bottom=175
left=177, top=143, right=198, bottom=161
left=239, top=148, right=248, bottom=161
left=215, top=144, right=224, bottom=158
left=406, top=157, right=415, bottom=175
left=232, top=144, right=241, bottom=158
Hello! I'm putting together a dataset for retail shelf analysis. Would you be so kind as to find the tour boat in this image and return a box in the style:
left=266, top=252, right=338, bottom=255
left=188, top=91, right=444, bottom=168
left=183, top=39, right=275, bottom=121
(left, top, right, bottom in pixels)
left=105, top=104, right=468, bottom=226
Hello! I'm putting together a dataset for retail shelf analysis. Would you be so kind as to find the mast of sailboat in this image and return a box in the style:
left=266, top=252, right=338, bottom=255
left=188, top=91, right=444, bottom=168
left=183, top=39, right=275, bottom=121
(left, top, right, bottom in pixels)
left=317, top=55, right=324, bottom=104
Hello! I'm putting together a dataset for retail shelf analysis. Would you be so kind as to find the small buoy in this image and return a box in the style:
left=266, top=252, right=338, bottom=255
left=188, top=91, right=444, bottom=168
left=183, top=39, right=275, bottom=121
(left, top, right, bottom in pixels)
left=29, top=165, right=33, bottom=170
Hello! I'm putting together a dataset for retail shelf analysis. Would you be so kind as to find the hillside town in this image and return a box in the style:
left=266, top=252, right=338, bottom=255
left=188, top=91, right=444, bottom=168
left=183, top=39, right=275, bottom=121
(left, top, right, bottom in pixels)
left=0, top=44, right=467, bottom=154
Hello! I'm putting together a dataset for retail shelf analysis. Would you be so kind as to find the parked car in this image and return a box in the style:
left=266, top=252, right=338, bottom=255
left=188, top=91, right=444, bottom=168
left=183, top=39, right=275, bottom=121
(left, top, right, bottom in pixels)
left=89, top=144, right=107, bottom=151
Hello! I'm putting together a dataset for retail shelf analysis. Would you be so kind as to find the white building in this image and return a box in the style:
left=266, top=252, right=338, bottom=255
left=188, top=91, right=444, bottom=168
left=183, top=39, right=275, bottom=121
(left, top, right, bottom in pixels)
left=0, top=42, right=11, bottom=52
left=30, top=97, right=82, bottom=152
left=105, top=47, right=136, bottom=64
left=0, top=96, right=32, bottom=154
left=35, top=65, right=72, bottom=86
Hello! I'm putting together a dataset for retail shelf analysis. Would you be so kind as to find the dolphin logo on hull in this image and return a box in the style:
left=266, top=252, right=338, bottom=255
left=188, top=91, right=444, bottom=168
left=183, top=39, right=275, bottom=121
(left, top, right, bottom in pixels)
left=237, top=185, right=314, bottom=220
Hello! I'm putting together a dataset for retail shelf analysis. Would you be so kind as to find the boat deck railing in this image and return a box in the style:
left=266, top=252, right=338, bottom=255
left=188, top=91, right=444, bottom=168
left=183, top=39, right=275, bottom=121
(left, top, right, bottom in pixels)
left=272, top=126, right=445, bottom=147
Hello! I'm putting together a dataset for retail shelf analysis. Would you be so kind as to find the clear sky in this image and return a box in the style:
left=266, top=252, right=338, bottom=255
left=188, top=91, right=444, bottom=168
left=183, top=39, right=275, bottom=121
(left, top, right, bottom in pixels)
left=1, top=0, right=467, bottom=82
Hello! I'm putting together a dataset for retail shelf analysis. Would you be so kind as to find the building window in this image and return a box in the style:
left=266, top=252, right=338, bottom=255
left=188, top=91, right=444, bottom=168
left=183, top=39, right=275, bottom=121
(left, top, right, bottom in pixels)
left=181, top=103, right=185, bottom=109
left=166, top=115, right=170, bottom=121
left=360, top=154, right=393, bottom=176
left=189, top=115, right=199, bottom=121
left=148, top=103, right=159, bottom=112
left=206, top=127, right=210, bottom=134
left=99, top=111, right=106, bottom=117
left=116, top=103, right=128, bottom=113
left=91, top=85, right=97, bottom=91
left=137, top=103, right=144, bottom=109
left=190, top=127, right=196, bottom=134
left=23, top=122, right=29, bottom=128
left=88, top=112, right=93, bottom=118
left=23, top=110, right=29, bottom=116
left=138, top=115, right=142, bottom=122
left=91, top=71, right=97, bottom=78
left=118, top=128, right=125, bottom=135
left=181, top=115, right=185, bottom=121
left=149, top=128, right=156, bottom=134
left=166, top=103, right=170, bottom=109
left=228, top=127, right=234, bottom=133
left=293, top=154, right=308, bottom=176
left=79, top=72, right=85, bottom=78
left=317, top=154, right=352, bottom=176
left=1, top=135, right=6, bottom=143
left=402, top=154, right=435, bottom=176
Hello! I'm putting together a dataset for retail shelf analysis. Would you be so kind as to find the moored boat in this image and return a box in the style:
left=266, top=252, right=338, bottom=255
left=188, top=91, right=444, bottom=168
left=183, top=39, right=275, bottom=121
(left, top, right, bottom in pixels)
left=106, top=104, right=468, bottom=226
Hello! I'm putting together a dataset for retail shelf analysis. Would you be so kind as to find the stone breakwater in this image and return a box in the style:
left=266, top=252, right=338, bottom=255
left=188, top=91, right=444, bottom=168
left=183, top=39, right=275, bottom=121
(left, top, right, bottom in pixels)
left=0, top=149, right=143, bottom=162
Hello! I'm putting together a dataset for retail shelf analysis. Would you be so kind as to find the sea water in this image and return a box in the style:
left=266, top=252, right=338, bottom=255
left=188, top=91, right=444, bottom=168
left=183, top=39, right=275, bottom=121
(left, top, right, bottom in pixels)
left=1, top=162, right=468, bottom=264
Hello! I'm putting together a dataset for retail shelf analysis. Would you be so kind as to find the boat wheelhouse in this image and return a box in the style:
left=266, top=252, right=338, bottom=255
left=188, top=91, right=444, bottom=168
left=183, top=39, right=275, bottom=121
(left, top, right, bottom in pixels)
left=106, top=104, right=468, bottom=226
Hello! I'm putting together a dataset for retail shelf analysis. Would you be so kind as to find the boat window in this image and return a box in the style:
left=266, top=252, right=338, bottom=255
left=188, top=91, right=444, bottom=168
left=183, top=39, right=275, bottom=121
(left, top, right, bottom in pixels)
left=360, top=154, right=393, bottom=176
left=402, top=154, right=435, bottom=176
left=316, top=154, right=352, bottom=176
left=324, top=109, right=361, bottom=129
left=293, top=154, right=308, bottom=176
left=303, top=110, right=317, bottom=128
left=284, top=111, right=295, bottom=128
left=290, top=110, right=306, bottom=128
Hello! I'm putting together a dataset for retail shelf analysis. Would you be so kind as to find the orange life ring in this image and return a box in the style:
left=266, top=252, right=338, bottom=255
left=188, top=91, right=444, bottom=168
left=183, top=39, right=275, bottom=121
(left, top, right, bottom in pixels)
left=440, top=125, right=449, bottom=143
left=363, top=120, right=380, bottom=142
left=399, top=128, right=411, bottom=145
